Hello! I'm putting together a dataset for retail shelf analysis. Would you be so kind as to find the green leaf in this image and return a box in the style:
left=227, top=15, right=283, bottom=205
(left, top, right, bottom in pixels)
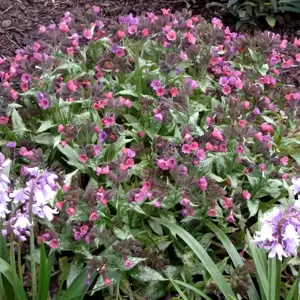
left=134, top=265, right=166, bottom=282
left=205, top=221, right=259, bottom=300
left=247, top=199, right=260, bottom=217
left=245, top=231, right=269, bottom=300
left=227, top=0, right=239, bottom=7
left=172, top=280, right=212, bottom=300
left=57, top=144, right=79, bottom=163
left=33, top=133, right=54, bottom=145
left=171, top=279, right=189, bottom=300
left=67, top=264, right=82, bottom=288
left=248, top=48, right=259, bottom=62
left=0, top=258, right=27, bottom=300
left=38, top=244, right=50, bottom=300
left=59, top=269, right=96, bottom=300
left=265, top=15, right=276, bottom=27
left=152, top=218, right=236, bottom=299
left=148, top=219, right=163, bottom=236
left=268, top=257, right=281, bottom=300
left=286, top=278, right=298, bottom=300
left=11, top=109, right=28, bottom=138
left=115, top=89, right=139, bottom=97
left=36, top=120, right=56, bottom=133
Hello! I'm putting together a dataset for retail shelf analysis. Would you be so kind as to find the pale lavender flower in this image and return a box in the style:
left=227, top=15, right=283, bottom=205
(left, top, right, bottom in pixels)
left=253, top=205, right=300, bottom=260
left=6, top=141, right=16, bottom=148
left=292, top=177, right=300, bottom=194
left=98, top=131, right=107, bottom=143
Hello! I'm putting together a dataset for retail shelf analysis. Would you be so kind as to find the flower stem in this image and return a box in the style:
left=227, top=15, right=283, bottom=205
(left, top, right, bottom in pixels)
left=29, top=186, right=37, bottom=300
left=17, top=241, right=23, bottom=286
left=9, top=233, right=16, bottom=273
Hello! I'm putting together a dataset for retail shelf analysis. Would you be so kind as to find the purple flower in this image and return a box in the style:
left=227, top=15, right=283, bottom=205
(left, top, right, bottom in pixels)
left=175, top=68, right=182, bottom=74
left=219, top=76, right=229, bottom=86
left=36, top=92, right=50, bottom=110
left=253, top=205, right=300, bottom=260
left=110, top=44, right=121, bottom=54
left=98, top=131, right=107, bottom=143
left=119, top=14, right=138, bottom=26
left=253, top=107, right=261, bottom=115
left=6, top=142, right=16, bottom=148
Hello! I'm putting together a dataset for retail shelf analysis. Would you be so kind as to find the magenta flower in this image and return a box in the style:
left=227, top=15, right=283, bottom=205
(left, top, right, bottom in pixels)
left=166, top=30, right=177, bottom=41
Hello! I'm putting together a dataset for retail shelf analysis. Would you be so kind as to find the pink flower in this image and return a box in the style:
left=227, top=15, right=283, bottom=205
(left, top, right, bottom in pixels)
left=222, top=85, right=232, bottom=95
left=141, top=28, right=149, bottom=37
left=0, top=116, right=9, bottom=125
left=184, top=32, right=196, bottom=44
left=128, top=25, right=137, bottom=35
left=196, top=149, right=206, bottom=160
left=66, top=47, right=75, bottom=55
left=56, top=201, right=65, bottom=210
left=199, top=176, right=207, bottom=191
left=181, top=144, right=191, bottom=154
left=211, top=17, right=223, bottom=28
left=242, top=101, right=250, bottom=109
left=49, top=239, right=59, bottom=249
left=161, top=8, right=170, bottom=15
left=226, top=211, right=235, bottom=223
left=212, top=128, right=223, bottom=141
left=166, top=30, right=177, bottom=41
left=208, top=203, right=216, bottom=217
left=242, top=190, right=251, bottom=200
left=282, top=59, right=293, bottom=69
left=89, top=211, right=99, bottom=221
left=115, top=48, right=126, bottom=57
left=170, top=87, right=179, bottom=97
left=96, top=166, right=110, bottom=175
left=179, top=50, right=188, bottom=60
left=294, top=38, right=300, bottom=47
left=223, top=197, right=232, bottom=209
left=58, top=124, right=65, bottom=133
left=155, top=87, right=165, bottom=96
left=101, top=115, right=115, bottom=127
left=39, top=26, right=46, bottom=33
left=66, top=207, right=75, bottom=216
left=296, top=54, right=300, bottom=62
left=186, top=19, right=194, bottom=28
left=167, top=157, right=175, bottom=169
left=59, top=22, right=69, bottom=32
left=104, top=91, right=113, bottom=99
left=181, top=198, right=190, bottom=206
left=83, top=28, right=93, bottom=39
left=157, top=159, right=169, bottom=170
left=236, top=145, right=244, bottom=154
left=78, top=154, right=88, bottom=164
left=38, top=98, right=50, bottom=110
left=104, top=277, right=111, bottom=285
left=92, top=5, right=101, bottom=13
left=117, top=30, right=125, bottom=38
left=280, top=156, right=288, bottom=166
left=67, top=80, right=78, bottom=91
left=261, top=122, right=273, bottom=132
left=33, top=42, right=41, bottom=52
left=238, top=120, right=247, bottom=128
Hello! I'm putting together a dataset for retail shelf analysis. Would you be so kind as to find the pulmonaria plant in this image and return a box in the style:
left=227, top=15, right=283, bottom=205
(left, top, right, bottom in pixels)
left=253, top=202, right=300, bottom=261
left=0, top=5, right=299, bottom=299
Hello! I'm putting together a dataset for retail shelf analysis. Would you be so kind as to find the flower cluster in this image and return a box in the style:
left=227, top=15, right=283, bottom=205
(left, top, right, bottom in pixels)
left=253, top=203, right=300, bottom=260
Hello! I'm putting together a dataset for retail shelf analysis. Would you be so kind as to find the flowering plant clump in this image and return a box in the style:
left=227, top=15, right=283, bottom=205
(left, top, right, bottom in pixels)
left=253, top=203, right=300, bottom=261
left=0, top=5, right=300, bottom=299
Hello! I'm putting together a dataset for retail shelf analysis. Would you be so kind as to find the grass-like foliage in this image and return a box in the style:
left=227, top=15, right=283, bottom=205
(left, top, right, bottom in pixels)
left=0, top=6, right=300, bottom=299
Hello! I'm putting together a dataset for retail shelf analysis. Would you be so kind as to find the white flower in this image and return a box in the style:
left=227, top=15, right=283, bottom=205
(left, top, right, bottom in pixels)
left=13, top=215, right=31, bottom=230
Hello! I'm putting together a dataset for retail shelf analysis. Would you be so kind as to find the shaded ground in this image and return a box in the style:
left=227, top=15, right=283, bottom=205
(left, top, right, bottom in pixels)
left=0, top=0, right=299, bottom=85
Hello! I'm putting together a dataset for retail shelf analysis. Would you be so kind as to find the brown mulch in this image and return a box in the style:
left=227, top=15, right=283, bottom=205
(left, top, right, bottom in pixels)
left=1, top=0, right=300, bottom=57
